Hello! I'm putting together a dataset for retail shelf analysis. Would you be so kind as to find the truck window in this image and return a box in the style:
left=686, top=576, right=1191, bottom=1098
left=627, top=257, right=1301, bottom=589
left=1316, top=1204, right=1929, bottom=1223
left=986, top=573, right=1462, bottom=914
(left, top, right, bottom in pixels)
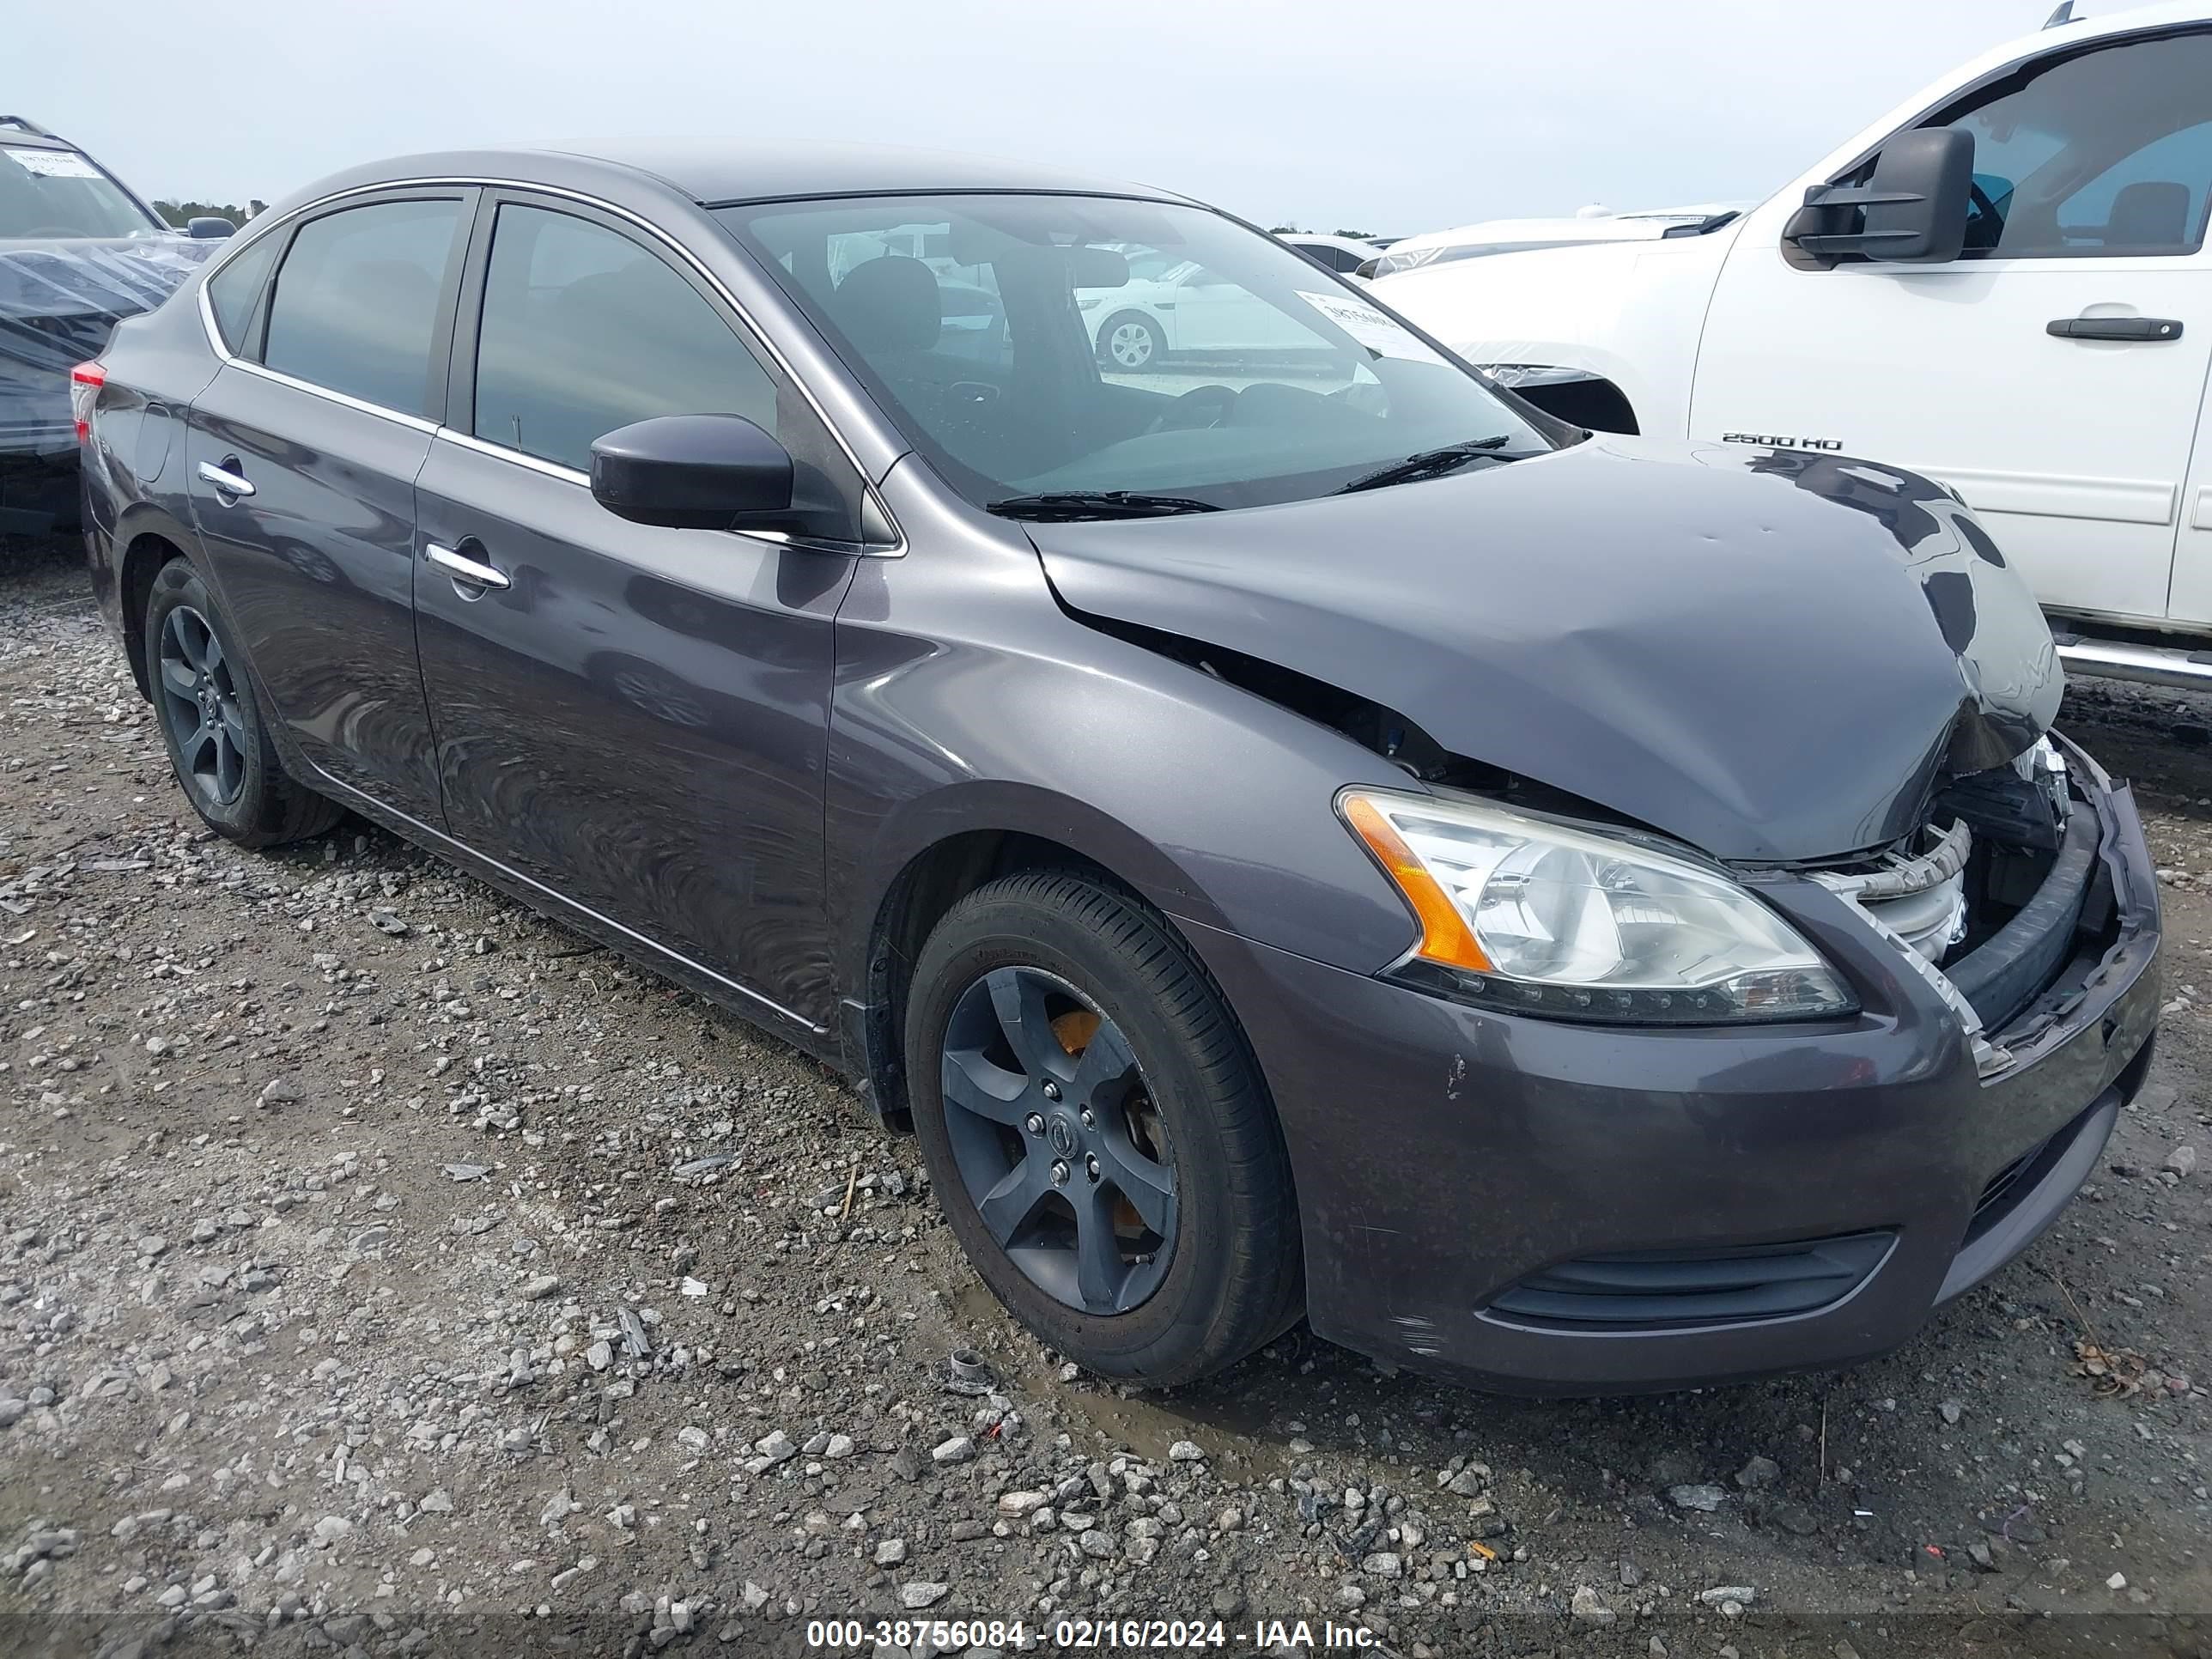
left=2059, top=121, right=2212, bottom=254
left=1933, top=31, right=2212, bottom=258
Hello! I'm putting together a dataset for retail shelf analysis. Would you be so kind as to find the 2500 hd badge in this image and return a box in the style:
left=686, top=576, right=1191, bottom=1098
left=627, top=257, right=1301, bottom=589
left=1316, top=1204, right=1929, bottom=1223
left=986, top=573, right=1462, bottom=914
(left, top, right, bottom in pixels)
left=1722, top=431, right=1844, bottom=451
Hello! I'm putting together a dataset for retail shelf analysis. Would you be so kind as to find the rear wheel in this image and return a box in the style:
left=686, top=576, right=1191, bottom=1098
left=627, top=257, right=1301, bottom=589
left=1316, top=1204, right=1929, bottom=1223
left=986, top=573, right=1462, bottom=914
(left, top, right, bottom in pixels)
left=144, top=559, right=343, bottom=848
left=906, top=870, right=1301, bottom=1385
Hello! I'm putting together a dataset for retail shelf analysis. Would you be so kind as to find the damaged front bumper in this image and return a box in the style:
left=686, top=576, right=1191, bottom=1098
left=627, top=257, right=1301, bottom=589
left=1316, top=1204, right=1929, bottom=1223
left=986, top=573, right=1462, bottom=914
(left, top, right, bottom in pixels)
left=1187, top=734, right=2158, bottom=1395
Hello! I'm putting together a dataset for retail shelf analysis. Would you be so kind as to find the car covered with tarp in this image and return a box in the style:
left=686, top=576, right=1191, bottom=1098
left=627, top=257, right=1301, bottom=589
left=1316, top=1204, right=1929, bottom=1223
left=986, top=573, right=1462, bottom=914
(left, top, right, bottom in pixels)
left=1, top=116, right=224, bottom=532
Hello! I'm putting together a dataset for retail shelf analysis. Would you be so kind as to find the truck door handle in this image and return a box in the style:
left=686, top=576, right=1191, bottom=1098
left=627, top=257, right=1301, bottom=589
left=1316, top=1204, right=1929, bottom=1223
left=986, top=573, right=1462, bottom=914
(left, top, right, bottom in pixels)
left=2046, top=315, right=2184, bottom=342
left=196, top=459, right=255, bottom=497
left=425, top=541, right=511, bottom=592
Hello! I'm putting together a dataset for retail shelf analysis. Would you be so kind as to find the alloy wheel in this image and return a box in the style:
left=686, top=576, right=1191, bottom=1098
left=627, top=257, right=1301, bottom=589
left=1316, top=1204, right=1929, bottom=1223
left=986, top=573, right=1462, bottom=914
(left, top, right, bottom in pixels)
left=155, top=605, right=247, bottom=807
left=938, top=965, right=1177, bottom=1314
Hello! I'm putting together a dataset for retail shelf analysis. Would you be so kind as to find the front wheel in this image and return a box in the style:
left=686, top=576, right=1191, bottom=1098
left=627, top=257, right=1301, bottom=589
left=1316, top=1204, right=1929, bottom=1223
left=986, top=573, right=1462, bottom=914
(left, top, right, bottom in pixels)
left=906, top=870, right=1301, bottom=1385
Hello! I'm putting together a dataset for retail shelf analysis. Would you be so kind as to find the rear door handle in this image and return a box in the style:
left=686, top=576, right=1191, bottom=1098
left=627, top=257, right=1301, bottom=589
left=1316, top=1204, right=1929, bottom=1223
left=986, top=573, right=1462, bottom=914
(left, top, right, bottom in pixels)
left=425, top=541, right=511, bottom=591
left=2047, top=315, right=2184, bottom=341
left=196, top=459, right=255, bottom=497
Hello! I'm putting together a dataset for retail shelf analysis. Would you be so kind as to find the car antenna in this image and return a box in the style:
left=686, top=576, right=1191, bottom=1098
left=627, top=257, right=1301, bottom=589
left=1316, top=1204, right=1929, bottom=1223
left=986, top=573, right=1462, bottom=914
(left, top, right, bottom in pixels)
left=2043, top=2, right=2075, bottom=26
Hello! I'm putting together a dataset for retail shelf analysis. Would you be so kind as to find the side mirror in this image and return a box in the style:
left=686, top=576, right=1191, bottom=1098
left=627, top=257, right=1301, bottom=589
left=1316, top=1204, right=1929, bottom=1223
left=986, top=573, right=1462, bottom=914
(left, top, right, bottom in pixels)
left=185, top=216, right=235, bottom=240
left=590, top=414, right=796, bottom=532
left=1784, top=127, right=1973, bottom=264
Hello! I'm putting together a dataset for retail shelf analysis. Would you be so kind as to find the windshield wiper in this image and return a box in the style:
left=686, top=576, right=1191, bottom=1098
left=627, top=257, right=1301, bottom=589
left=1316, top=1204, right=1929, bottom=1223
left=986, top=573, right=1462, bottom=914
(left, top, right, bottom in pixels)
left=1661, top=210, right=1741, bottom=238
left=987, top=490, right=1223, bottom=522
left=1333, top=436, right=1525, bottom=495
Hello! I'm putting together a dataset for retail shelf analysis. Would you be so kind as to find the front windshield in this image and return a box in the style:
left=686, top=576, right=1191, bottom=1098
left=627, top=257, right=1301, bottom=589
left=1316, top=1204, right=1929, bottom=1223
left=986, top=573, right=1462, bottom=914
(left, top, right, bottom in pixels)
left=0, top=145, right=161, bottom=240
left=717, top=193, right=1553, bottom=513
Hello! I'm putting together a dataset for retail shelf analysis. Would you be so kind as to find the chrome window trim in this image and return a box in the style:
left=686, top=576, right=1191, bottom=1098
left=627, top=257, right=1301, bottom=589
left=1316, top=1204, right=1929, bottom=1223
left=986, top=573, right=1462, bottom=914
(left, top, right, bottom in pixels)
left=428, top=427, right=892, bottom=558
left=434, top=423, right=589, bottom=485
left=191, top=212, right=295, bottom=295
left=208, top=345, right=443, bottom=434
left=194, top=173, right=906, bottom=555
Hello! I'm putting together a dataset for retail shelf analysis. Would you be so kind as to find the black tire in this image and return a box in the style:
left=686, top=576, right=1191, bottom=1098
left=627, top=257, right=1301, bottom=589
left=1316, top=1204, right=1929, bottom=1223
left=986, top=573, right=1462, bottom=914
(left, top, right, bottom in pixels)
left=1096, top=311, right=1165, bottom=372
left=143, top=557, right=344, bottom=848
left=906, top=870, right=1302, bottom=1386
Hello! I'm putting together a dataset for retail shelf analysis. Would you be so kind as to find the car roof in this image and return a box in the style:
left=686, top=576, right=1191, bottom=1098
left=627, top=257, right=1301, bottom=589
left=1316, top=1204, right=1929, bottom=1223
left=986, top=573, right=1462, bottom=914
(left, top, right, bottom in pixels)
left=0, top=117, right=74, bottom=149
left=317, top=139, right=1194, bottom=210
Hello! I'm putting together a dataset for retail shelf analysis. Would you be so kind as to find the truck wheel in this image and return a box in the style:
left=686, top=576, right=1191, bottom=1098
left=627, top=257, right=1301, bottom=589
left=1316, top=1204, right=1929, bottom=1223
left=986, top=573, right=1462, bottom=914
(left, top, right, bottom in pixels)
left=905, top=870, right=1302, bottom=1386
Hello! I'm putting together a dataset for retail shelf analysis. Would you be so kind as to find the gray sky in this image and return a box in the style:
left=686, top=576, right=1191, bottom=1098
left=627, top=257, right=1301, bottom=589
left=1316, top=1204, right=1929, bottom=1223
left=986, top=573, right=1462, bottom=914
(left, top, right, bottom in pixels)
left=28, top=0, right=2056, bottom=232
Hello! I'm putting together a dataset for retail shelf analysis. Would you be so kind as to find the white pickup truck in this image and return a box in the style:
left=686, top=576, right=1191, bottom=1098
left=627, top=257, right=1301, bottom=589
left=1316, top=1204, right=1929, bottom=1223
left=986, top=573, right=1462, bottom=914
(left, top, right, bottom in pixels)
left=1377, top=0, right=2212, bottom=688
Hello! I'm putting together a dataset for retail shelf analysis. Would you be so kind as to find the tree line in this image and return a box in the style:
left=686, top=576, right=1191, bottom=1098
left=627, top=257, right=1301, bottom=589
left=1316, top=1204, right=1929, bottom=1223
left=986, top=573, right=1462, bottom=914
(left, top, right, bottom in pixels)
left=152, top=199, right=268, bottom=228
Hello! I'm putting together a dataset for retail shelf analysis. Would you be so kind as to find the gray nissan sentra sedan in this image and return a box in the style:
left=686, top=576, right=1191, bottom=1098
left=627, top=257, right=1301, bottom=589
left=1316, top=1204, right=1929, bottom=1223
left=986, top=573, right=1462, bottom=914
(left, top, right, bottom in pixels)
left=75, top=142, right=2159, bottom=1394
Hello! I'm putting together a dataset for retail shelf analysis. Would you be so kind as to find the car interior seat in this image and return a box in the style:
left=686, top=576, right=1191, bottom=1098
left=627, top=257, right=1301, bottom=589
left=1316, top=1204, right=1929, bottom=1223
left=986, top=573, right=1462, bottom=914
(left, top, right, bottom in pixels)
left=2099, top=179, right=2191, bottom=252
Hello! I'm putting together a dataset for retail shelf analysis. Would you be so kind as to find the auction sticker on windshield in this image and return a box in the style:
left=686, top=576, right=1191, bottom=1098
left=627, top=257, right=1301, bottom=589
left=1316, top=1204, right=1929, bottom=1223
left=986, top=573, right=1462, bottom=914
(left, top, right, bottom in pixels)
left=4, top=148, right=102, bottom=179
left=1295, top=289, right=1448, bottom=366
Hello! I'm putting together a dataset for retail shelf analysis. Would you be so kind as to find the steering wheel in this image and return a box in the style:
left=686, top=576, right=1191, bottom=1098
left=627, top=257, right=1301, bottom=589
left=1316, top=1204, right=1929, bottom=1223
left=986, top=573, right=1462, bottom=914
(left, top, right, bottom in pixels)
left=1965, top=179, right=2000, bottom=245
left=1144, top=384, right=1238, bottom=435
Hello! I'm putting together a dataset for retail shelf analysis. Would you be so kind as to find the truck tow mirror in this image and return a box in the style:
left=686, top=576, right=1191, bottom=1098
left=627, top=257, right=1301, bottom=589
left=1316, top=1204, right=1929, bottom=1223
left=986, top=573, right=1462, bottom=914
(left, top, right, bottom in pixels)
left=1784, top=128, right=1973, bottom=264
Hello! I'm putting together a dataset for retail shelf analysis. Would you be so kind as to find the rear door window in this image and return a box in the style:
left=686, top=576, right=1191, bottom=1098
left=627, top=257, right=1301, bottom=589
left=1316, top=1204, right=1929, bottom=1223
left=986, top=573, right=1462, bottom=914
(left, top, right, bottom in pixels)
left=204, top=230, right=283, bottom=354
left=261, top=198, right=465, bottom=416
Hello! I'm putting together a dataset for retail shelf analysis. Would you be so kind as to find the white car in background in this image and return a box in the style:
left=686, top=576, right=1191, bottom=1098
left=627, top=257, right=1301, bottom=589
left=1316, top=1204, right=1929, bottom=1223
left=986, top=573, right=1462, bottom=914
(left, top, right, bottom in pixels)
left=1079, top=258, right=1324, bottom=369
left=1364, top=203, right=1749, bottom=278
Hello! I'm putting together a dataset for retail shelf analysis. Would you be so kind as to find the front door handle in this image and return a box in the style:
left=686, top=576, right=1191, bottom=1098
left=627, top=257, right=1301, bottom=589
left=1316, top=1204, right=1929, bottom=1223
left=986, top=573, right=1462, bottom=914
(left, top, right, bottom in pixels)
left=196, top=459, right=255, bottom=497
left=2047, top=314, right=2184, bottom=342
left=425, top=541, right=511, bottom=591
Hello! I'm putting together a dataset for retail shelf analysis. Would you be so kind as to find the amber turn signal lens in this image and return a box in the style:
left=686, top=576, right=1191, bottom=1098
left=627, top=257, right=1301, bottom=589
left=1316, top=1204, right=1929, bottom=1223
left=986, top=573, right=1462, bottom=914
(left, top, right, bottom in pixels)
left=1340, top=793, right=1492, bottom=973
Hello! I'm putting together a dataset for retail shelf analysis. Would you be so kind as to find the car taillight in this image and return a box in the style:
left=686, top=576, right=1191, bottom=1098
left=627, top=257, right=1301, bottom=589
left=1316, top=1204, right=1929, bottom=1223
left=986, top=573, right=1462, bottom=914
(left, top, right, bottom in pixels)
left=70, top=361, right=106, bottom=444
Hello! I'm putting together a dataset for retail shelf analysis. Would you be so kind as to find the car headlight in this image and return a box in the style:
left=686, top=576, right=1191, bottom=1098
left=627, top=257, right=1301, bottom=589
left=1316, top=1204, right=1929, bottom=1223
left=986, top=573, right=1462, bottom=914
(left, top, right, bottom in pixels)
left=1338, top=787, right=1855, bottom=1024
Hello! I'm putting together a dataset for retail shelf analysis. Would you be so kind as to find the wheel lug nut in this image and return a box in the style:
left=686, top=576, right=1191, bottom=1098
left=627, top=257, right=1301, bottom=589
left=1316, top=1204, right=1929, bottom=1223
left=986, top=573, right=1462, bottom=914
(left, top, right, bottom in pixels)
left=1079, top=1108, right=1096, bottom=1129
left=1085, top=1154, right=1101, bottom=1182
left=1041, top=1080, right=1060, bottom=1102
left=1049, top=1159, right=1070, bottom=1187
left=1024, top=1113, right=1046, bottom=1136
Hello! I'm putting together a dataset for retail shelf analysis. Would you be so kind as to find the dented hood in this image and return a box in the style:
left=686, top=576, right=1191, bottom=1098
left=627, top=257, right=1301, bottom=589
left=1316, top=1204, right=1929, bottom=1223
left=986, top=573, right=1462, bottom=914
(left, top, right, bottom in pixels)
left=1030, top=435, right=2061, bottom=862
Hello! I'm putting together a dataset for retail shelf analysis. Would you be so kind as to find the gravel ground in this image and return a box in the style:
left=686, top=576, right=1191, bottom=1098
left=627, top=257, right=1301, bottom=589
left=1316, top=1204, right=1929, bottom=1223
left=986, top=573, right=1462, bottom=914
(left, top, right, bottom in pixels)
left=1, top=528, right=2208, bottom=1659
